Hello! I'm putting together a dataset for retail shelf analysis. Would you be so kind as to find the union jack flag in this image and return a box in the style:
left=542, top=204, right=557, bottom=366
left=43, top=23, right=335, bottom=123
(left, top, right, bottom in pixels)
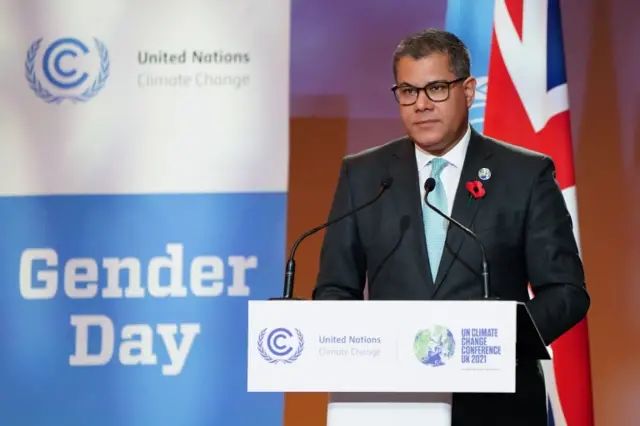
left=446, top=0, right=594, bottom=425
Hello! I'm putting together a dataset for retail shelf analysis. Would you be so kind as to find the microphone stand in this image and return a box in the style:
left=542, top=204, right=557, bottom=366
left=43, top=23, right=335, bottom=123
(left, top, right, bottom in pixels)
left=424, top=178, right=498, bottom=300
left=270, top=179, right=393, bottom=301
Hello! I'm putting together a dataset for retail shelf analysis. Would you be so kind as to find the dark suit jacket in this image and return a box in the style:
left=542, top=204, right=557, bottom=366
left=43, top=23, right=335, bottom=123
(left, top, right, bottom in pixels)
left=312, top=127, right=590, bottom=425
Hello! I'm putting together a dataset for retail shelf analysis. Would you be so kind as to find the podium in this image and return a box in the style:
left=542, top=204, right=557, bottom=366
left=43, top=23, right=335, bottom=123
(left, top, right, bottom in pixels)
left=247, top=300, right=549, bottom=426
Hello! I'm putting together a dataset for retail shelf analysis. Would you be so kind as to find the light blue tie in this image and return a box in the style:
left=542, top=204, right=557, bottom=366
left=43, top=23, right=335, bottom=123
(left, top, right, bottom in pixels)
left=423, top=158, right=448, bottom=282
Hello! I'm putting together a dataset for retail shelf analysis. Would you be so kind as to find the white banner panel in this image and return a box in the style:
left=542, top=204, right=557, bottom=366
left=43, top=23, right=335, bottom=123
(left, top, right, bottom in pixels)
left=247, top=300, right=517, bottom=393
left=0, top=0, right=289, bottom=195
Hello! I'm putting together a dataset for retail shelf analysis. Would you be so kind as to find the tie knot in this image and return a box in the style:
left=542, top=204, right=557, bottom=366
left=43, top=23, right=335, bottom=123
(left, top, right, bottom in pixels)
left=430, top=157, right=448, bottom=179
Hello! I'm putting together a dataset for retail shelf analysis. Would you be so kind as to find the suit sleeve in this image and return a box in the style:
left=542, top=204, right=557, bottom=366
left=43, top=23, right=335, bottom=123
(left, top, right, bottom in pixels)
left=312, top=159, right=367, bottom=300
left=524, top=156, right=590, bottom=345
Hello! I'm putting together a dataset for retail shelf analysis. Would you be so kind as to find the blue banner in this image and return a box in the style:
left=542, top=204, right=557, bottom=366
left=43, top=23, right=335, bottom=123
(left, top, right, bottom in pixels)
left=445, top=0, right=495, bottom=133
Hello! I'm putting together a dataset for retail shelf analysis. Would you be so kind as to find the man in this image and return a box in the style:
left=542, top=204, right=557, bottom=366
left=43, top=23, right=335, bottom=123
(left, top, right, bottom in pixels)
left=312, top=28, right=590, bottom=425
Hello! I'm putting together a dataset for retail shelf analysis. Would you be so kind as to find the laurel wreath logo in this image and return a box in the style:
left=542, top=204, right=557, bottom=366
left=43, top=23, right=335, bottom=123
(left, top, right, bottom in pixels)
left=25, top=37, right=110, bottom=104
left=257, top=328, right=304, bottom=364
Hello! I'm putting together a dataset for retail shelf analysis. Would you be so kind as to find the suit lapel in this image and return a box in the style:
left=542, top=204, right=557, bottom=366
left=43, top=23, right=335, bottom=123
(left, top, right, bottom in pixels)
left=387, top=138, right=436, bottom=296
left=434, top=128, right=492, bottom=291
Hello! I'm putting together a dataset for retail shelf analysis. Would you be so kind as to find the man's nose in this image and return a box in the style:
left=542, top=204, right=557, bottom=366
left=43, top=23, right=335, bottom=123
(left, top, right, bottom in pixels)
left=414, top=89, right=435, bottom=111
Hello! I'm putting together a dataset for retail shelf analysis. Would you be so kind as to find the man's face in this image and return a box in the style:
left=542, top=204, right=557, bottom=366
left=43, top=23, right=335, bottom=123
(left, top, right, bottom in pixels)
left=394, top=53, right=476, bottom=153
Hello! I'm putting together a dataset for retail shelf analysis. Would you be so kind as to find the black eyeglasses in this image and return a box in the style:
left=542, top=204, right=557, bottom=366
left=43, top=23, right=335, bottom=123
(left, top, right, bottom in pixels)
left=391, top=77, right=466, bottom=105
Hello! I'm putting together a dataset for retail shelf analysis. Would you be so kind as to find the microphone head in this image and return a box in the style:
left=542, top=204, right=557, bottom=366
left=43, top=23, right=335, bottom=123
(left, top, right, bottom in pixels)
left=381, top=178, right=394, bottom=189
left=424, top=177, right=436, bottom=192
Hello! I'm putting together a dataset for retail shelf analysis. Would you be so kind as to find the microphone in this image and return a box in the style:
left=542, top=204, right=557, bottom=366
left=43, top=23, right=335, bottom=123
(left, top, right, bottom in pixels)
left=424, top=177, right=496, bottom=300
left=270, top=178, right=394, bottom=301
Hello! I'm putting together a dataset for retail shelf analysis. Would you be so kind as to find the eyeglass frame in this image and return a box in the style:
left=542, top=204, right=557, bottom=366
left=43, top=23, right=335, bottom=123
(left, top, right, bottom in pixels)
left=391, top=77, right=467, bottom=105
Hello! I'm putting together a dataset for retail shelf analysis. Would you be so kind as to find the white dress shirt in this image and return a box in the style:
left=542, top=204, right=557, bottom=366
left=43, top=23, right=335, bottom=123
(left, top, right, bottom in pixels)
left=415, top=125, right=471, bottom=216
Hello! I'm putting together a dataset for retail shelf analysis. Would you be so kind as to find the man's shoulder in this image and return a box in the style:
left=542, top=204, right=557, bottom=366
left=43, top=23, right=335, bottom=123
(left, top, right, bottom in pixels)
left=482, top=133, right=547, bottom=162
left=480, top=132, right=554, bottom=175
left=343, top=135, right=411, bottom=166
left=473, top=132, right=560, bottom=195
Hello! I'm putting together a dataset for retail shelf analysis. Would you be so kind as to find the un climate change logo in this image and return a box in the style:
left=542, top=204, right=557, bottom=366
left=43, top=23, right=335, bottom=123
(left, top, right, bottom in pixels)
left=414, top=325, right=456, bottom=367
left=469, top=76, right=488, bottom=128
left=25, top=37, right=109, bottom=104
left=258, top=327, right=304, bottom=364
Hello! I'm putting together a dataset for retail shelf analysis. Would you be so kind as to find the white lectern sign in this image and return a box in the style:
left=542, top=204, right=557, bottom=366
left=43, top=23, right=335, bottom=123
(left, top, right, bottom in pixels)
left=247, top=300, right=517, bottom=393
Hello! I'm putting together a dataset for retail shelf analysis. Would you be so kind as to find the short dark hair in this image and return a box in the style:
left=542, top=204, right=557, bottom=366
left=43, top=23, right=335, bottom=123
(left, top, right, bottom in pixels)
left=392, top=28, right=471, bottom=81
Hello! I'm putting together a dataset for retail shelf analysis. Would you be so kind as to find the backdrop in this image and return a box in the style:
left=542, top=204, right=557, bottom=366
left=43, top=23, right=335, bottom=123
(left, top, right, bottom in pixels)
left=286, top=0, right=639, bottom=426
left=0, top=1, right=290, bottom=425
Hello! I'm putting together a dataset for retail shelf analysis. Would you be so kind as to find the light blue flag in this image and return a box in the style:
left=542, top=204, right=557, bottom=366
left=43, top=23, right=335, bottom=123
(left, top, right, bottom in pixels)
left=445, top=0, right=495, bottom=133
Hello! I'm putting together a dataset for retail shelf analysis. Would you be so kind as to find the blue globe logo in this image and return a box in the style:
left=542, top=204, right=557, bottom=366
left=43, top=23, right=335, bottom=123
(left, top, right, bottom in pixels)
left=414, top=326, right=455, bottom=367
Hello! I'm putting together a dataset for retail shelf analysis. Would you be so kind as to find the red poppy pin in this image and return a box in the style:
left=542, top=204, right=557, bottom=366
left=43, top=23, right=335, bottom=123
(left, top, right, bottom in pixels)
left=466, top=180, right=486, bottom=204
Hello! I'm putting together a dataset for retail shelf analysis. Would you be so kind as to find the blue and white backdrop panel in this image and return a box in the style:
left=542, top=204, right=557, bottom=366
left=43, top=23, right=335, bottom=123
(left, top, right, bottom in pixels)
left=0, top=1, right=290, bottom=425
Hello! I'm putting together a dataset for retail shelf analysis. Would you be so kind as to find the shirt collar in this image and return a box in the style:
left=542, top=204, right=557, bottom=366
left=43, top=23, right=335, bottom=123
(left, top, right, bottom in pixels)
left=415, top=124, right=471, bottom=171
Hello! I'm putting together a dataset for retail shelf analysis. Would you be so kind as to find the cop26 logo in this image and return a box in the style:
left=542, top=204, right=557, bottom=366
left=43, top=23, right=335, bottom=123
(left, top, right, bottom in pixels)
left=258, top=327, right=304, bottom=364
left=25, top=37, right=109, bottom=104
